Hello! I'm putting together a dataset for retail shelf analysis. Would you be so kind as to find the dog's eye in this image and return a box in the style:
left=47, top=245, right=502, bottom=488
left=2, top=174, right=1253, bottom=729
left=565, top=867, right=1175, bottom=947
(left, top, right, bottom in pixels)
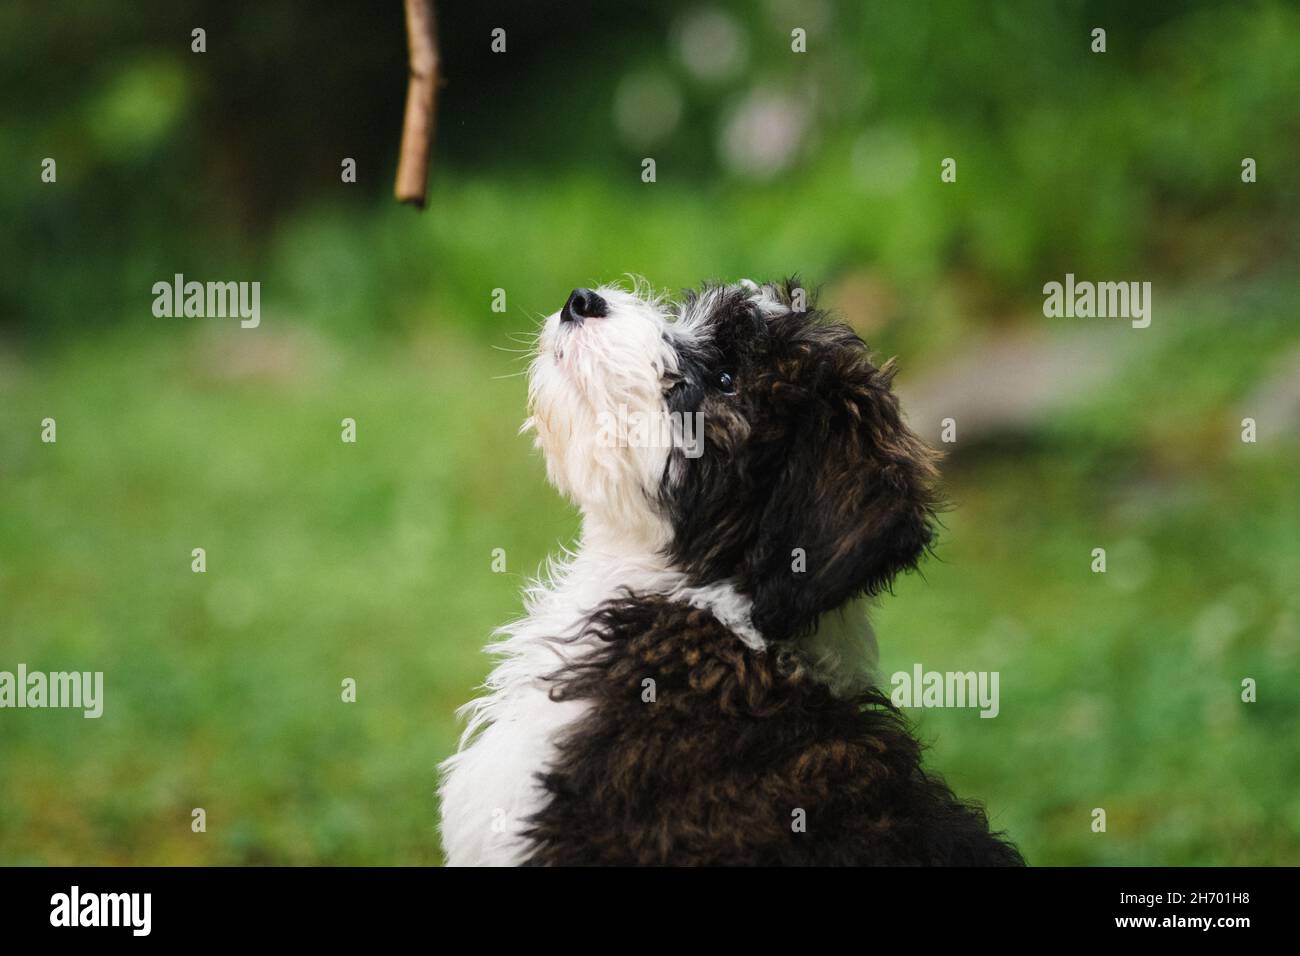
left=715, top=370, right=736, bottom=394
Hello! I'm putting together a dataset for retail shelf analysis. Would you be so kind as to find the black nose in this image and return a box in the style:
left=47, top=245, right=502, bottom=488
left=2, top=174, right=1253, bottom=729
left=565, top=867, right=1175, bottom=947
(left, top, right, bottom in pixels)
left=560, top=288, right=608, bottom=323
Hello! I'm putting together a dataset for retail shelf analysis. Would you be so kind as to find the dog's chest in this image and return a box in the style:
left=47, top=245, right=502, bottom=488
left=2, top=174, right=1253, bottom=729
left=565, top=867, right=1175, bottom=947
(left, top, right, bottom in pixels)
left=437, top=571, right=617, bottom=866
left=436, top=552, right=760, bottom=865
left=438, top=670, right=589, bottom=866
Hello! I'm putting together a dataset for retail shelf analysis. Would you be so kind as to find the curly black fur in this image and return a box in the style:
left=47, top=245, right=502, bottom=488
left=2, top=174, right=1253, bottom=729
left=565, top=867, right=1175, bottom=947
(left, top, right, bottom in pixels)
left=661, top=280, right=940, bottom=644
left=523, top=597, right=1023, bottom=866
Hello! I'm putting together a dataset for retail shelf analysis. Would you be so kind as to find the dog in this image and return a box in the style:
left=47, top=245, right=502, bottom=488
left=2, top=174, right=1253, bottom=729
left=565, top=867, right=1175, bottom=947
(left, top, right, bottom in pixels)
left=439, top=279, right=1023, bottom=866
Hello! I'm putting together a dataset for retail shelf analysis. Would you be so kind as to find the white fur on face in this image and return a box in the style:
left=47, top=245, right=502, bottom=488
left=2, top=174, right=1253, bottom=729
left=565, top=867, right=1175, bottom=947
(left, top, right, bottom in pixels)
left=524, top=283, right=683, bottom=550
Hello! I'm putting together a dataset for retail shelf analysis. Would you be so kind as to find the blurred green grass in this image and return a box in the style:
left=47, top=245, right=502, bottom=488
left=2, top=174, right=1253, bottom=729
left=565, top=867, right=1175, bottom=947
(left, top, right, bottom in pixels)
left=0, top=324, right=573, bottom=864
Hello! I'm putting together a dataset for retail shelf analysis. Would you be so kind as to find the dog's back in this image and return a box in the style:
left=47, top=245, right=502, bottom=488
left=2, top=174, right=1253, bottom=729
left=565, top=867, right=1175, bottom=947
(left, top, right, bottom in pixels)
left=523, top=596, right=1023, bottom=866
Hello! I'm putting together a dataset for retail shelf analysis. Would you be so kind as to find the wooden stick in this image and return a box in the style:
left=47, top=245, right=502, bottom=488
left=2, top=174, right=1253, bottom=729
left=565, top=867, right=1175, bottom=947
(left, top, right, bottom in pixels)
left=394, top=0, right=440, bottom=209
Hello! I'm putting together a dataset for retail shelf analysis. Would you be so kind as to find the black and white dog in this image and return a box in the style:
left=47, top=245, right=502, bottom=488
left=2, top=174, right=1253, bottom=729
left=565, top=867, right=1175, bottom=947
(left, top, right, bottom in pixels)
left=439, top=279, right=1023, bottom=866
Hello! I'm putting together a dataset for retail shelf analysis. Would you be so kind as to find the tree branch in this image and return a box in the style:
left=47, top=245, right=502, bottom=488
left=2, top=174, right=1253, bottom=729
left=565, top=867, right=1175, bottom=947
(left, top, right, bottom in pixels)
left=394, top=0, right=440, bottom=209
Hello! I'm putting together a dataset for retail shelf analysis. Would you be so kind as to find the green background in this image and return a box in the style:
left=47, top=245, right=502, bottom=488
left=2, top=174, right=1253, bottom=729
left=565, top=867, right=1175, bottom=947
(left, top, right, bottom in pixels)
left=1, top=1, right=1297, bottom=864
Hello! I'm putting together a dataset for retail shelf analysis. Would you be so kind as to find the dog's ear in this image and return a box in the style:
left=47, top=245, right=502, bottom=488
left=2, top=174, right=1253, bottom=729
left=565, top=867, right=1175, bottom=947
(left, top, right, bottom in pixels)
left=743, top=342, right=940, bottom=644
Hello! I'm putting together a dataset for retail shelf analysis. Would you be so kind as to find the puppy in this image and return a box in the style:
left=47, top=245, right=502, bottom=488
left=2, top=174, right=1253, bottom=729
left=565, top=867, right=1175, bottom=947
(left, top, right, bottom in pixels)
left=439, top=279, right=1023, bottom=866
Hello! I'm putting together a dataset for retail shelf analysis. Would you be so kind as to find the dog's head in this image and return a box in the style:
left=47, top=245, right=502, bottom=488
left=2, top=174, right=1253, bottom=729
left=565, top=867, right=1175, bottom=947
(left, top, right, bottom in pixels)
left=527, top=279, right=939, bottom=644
